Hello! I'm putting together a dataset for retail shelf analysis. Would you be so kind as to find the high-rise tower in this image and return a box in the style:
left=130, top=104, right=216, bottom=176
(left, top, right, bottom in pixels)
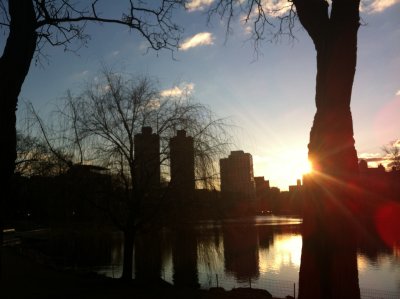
left=134, top=127, right=160, bottom=191
left=170, top=130, right=195, bottom=200
left=220, top=150, right=256, bottom=200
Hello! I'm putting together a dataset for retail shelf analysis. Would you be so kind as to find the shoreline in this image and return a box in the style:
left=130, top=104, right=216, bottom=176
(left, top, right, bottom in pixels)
left=1, top=246, right=279, bottom=299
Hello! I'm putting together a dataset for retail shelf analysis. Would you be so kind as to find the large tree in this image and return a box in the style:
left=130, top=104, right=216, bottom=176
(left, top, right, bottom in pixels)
left=211, top=0, right=359, bottom=175
left=0, top=0, right=186, bottom=246
left=279, top=2, right=361, bottom=298
left=209, top=1, right=361, bottom=298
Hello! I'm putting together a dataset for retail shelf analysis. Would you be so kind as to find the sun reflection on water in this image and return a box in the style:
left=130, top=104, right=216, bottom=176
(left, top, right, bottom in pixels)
left=259, top=234, right=302, bottom=277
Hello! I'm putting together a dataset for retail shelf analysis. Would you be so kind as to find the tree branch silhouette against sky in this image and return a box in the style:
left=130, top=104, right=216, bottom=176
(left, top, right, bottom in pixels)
left=2, top=0, right=399, bottom=190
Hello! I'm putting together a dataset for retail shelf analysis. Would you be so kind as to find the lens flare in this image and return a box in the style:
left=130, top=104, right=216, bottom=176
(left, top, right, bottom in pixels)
left=375, top=201, right=400, bottom=249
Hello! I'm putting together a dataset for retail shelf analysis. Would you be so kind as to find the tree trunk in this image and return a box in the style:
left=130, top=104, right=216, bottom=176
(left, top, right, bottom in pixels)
left=294, top=1, right=361, bottom=298
left=121, top=229, right=135, bottom=280
left=0, top=0, right=37, bottom=263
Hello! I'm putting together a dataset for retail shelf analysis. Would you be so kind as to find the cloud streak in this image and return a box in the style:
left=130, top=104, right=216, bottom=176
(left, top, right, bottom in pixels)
left=261, top=0, right=292, bottom=16
left=180, top=32, right=214, bottom=51
left=358, top=152, right=386, bottom=168
left=160, top=83, right=195, bottom=97
left=361, top=0, right=400, bottom=14
left=359, top=139, right=400, bottom=168
left=186, top=0, right=214, bottom=12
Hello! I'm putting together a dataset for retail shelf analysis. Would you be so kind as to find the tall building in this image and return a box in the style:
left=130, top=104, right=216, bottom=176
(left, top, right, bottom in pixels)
left=170, top=130, right=195, bottom=199
left=134, top=127, right=160, bottom=191
left=289, top=179, right=302, bottom=192
left=220, top=150, right=256, bottom=200
left=254, top=176, right=270, bottom=199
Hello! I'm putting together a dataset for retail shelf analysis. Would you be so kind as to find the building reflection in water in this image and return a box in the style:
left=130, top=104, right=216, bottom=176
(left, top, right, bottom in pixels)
left=257, top=225, right=275, bottom=251
left=27, top=217, right=400, bottom=294
left=128, top=219, right=399, bottom=293
left=134, top=229, right=162, bottom=282
left=223, top=224, right=259, bottom=282
left=172, top=226, right=199, bottom=287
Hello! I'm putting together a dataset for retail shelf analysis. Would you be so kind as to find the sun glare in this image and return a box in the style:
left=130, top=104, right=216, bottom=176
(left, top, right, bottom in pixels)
left=254, top=149, right=312, bottom=190
left=290, top=157, right=312, bottom=180
left=259, top=235, right=302, bottom=273
left=303, top=160, right=313, bottom=174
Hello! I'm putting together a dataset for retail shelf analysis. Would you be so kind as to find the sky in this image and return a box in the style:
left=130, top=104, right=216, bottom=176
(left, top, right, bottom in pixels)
left=3, top=0, right=400, bottom=190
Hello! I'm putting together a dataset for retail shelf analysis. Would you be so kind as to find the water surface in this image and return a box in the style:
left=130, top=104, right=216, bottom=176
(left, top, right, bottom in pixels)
left=34, top=216, right=400, bottom=298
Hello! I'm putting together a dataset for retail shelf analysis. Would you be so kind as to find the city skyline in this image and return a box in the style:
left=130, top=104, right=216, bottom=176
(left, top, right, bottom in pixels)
left=5, top=0, right=400, bottom=190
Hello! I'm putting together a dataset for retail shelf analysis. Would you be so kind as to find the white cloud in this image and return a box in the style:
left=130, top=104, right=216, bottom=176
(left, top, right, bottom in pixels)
left=244, top=0, right=292, bottom=19
left=261, top=0, right=292, bottom=17
left=160, top=83, right=195, bottom=97
left=396, top=90, right=400, bottom=96
left=361, top=0, right=400, bottom=14
left=112, top=50, right=120, bottom=56
left=146, top=99, right=161, bottom=110
left=358, top=152, right=382, bottom=161
left=186, top=0, right=214, bottom=12
left=359, top=141, right=400, bottom=169
left=160, top=86, right=184, bottom=97
left=239, top=0, right=291, bottom=33
left=180, top=32, right=214, bottom=51
left=358, top=152, right=385, bottom=168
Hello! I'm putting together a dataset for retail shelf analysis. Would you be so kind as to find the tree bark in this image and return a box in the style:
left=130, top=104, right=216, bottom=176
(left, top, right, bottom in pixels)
left=0, top=0, right=37, bottom=248
left=308, top=0, right=360, bottom=177
left=294, top=1, right=361, bottom=298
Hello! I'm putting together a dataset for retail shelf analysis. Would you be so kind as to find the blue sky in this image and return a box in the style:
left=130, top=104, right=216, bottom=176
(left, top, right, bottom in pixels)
left=5, top=0, right=400, bottom=190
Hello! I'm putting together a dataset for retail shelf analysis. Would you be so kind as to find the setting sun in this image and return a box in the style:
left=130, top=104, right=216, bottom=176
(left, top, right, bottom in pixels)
left=304, top=159, right=313, bottom=174
left=253, top=149, right=312, bottom=191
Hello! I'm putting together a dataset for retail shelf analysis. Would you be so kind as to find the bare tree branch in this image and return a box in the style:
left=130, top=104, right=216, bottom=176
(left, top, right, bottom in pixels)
left=1, top=0, right=185, bottom=65
left=207, top=0, right=297, bottom=54
left=27, top=102, right=74, bottom=168
left=382, top=140, right=400, bottom=170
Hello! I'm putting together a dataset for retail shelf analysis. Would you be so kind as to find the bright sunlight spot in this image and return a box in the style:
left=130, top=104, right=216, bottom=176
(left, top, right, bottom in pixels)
left=259, top=234, right=302, bottom=274
left=253, top=149, right=312, bottom=190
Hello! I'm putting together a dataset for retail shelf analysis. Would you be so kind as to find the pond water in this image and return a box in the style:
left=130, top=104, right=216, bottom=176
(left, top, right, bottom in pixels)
left=32, top=216, right=400, bottom=298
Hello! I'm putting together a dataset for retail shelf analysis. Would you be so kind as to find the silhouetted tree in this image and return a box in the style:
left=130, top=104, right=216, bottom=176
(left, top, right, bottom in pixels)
left=15, top=132, right=48, bottom=176
left=15, top=101, right=77, bottom=176
left=13, top=110, right=98, bottom=227
left=209, top=1, right=362, bottom=298
left=15, top=131, right=71, bottom=176
left=34, top=69, right=231, bottom=280
left=382, top=140, right=400, bottom=170
left=0, top=0, right=185, bottom=247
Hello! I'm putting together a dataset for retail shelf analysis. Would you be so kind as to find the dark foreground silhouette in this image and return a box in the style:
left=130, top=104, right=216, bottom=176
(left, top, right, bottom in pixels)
left=1, top=247, right=279, bottom=299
